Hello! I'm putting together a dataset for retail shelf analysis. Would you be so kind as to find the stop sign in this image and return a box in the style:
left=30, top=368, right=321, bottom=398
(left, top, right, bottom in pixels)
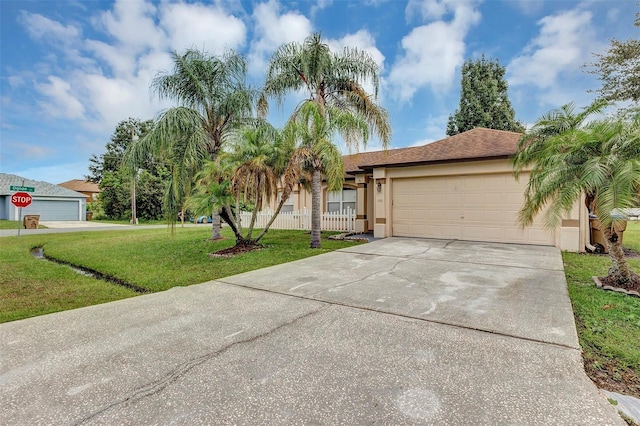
left=11, top=192, right=33, bottom=208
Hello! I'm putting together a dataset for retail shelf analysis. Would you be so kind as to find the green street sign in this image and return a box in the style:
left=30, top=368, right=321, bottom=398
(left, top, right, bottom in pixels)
left=10, top=185, right=35, bottom=192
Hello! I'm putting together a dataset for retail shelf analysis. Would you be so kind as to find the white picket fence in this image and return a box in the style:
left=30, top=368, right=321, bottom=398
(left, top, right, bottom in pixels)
left=238, top=207, right=355, bottom=232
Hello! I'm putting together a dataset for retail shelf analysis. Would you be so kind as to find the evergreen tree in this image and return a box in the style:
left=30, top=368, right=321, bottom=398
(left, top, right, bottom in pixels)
left=587, top=12, right=639, bottom=104
left=87, top=118, right=168, bottom=221
left=447, top=56, right=524, bottom=136
left=87, top=118, right=155, bottom=183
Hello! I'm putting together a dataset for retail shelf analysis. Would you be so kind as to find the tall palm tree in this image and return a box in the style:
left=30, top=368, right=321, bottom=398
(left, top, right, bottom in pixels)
left=514, top=103, right=640, bottom=289
left=264, top=33, right=391, bottom=248
left=126, top=49, right=257, bottom=239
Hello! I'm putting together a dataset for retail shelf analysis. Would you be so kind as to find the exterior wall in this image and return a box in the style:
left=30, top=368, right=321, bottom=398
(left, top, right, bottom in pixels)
left=0, top=196, right=7, bottom=220
left=355, top=174, right=368, bottom=233
left=371, top=159, right=585, bottom=252
left=373, top=167, right=388, bottom=239
left=271, top=180, right=357, bottom=215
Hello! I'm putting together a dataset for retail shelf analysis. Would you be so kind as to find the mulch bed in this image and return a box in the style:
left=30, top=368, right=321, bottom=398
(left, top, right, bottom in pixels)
left=209, top=243, right=264, bottom=258
left=594, top=275, right=640, bottom=297
left=590, top=248, right=640, bottom=296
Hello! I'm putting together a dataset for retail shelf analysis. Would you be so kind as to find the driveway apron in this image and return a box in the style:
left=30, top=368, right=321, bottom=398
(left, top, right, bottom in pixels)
left=0, top=237, right=623, bottom=425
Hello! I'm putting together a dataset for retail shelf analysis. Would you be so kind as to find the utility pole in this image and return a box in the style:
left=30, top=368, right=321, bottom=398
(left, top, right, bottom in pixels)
left=130, top=126, right=138, bottom=225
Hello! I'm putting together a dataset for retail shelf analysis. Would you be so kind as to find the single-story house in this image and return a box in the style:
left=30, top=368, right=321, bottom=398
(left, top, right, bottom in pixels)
left=58, top=179, right=101, bottom=203
left=278, top=128, right=586, bottom=252
left=0, top=173, right=87, bottom=221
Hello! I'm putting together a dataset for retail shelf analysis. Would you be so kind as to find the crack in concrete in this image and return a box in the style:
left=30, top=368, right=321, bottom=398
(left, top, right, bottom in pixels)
left=214, top=280, right=581, bottom=352
left=71, top=305, right=327, bottom=425
left=306, top=258, right=410, bottom=297
left=339, top=248, right=563, bottom=272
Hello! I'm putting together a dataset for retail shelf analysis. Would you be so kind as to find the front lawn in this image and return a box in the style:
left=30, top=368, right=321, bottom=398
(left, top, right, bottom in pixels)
left=0, top=219, right=46, bottom=229
left=563, top=221, right=640, bottom=399
left=0, top=227, right=361, bottom=323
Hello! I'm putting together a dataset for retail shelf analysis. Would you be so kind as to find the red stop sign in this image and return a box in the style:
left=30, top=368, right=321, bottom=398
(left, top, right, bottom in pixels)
left=11, top=192, right=32, bottom=208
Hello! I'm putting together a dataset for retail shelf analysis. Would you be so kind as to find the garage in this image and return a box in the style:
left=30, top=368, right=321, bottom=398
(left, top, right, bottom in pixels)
left=22, top=199, right=81, bottom=221
left=391, top=172, right=555, bottom=245
left=354, top=128, right=583, bottom=251
left=1, top=173, right=86, bottom=221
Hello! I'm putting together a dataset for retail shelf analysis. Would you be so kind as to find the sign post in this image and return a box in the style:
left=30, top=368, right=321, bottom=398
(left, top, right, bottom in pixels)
left=11, top=191, right=33, bottom=236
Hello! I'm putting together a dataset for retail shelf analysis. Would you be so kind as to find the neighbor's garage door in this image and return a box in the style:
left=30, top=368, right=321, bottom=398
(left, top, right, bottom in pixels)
left=22, top=200, right=80, bottom=221
left=392, top=173, right=555, bottom=245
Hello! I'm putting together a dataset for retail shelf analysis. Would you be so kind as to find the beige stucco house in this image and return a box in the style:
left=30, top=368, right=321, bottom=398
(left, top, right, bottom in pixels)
left=279, top=128, right=587, bottom=252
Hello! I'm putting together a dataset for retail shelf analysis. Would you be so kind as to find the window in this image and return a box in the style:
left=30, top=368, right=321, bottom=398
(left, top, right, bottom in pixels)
left=327, top=188, right=356, bottom=212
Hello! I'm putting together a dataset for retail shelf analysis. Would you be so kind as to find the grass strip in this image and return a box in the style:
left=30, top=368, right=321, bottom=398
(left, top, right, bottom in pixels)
left=563, top=221, right=640, bottom=398
left=0, top=227, right=360, bottom=323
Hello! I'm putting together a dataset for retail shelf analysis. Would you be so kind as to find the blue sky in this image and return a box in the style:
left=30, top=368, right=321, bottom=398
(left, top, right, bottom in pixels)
left=1, top=0, right=637, bottom=184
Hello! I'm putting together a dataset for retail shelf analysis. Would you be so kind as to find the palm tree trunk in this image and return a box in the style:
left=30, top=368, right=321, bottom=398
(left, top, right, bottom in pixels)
left=211, top=209, right=222, bottom=240
left=221, top=205, right=243, bottom=242
left=255, top=184, right=294, bottom=243
left=602, top=225, right=631, bottom=287
left=310, top=168, right=322, bottom=248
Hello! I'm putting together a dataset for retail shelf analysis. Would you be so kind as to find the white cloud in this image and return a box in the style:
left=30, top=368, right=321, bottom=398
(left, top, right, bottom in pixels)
left=327, top=30, right=385, bottom=69
left=508, top=9, right=596, bottom=89
left=160, top=2, right=246, bottom=54
left=80, top=73, right=163, bottom=132
left=36, top=76, right=85, bottom=119
left=19, top=11, right=81, bottom=44
left=406, top=0, right=450, bottom=21
left=248, top=0, right=312, bottom=75
left=311, top=0, right=333, bottom=16
left=389, top=0, right=480, bottom=101
left=96, top=0, right=165, bottom=51
left=327, top=30, right=385, bottom=100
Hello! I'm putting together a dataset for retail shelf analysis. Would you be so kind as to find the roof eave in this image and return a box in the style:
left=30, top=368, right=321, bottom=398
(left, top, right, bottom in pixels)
left=359, top=154, right=514, bottom=169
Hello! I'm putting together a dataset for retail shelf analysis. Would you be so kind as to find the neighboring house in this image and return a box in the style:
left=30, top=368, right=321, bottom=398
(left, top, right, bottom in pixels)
left=58, top=179, right=100, bottom=203
left=278, top=128, right=586, bottom=252
left=0, top=173, right=87, bottom=221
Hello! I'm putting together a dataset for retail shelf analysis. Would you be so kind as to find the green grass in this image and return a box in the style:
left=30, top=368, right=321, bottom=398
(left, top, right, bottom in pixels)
left=90, top=218, right=168, bottom=225
left=0, top=227, right=360, bottom=323
left=0, top=219, right=46, bottom=229
left=563, top=220, right=640, bottom=398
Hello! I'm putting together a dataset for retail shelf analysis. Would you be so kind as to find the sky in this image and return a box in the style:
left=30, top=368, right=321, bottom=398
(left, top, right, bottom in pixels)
left=0, top=0, right=637, bottom=184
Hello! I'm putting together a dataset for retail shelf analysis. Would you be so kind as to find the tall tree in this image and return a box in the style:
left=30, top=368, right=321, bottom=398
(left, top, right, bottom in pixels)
left=513, top=102, right=640, bottom=290
left=447, top=55, right=524, bottom=136
left=587, top=13, right=640, bottom=104
left=125, top=49, right=257, bottom=239
left=87, top=118, right=154, bottom=183
left=87, top=118, right=167, bottom=221
left=264, top=33, right=391, bottom=248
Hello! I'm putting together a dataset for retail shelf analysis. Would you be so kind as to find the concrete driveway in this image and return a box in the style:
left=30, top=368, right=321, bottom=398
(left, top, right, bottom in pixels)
left=0, top=238, right=623, bottom=425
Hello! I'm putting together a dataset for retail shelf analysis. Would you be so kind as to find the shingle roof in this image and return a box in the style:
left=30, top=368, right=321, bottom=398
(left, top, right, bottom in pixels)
left=58, top=179, right=101, bottom=193
left=359, top=128, right=523, bottom=169
left=342, top=148, right=413, bottom=175
left=0, top=173, right=86, bottom=198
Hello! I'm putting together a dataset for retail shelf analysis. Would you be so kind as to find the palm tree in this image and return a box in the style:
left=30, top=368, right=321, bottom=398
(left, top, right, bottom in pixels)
left=188, top=120, right=304, bottom=246
left=264, top=33, right=391, bottom=248
left=126, top=49, right=257, bottom=239
left=514, top=103, right=640, bottom=289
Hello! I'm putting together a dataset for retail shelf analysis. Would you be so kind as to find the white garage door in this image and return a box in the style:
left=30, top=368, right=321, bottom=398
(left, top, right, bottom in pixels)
left=22, top=200, right=80, bottom=221
left=392, top=173, right=555, bottom=245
